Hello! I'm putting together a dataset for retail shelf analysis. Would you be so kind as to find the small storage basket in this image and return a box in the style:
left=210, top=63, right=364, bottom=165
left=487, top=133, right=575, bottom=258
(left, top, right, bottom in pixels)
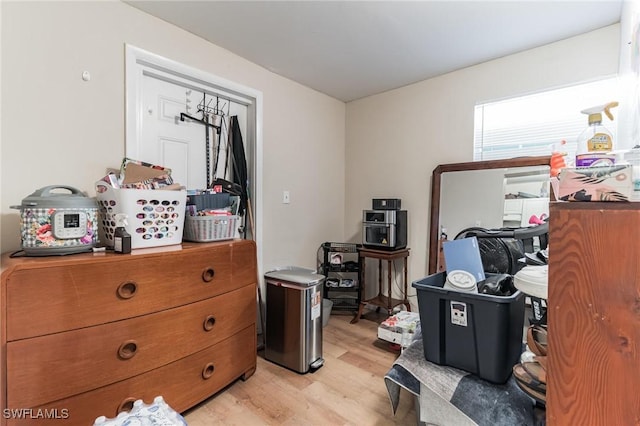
left=183, top=215, right=238, bottom=242
left=95, top=181, right=187, bottom=249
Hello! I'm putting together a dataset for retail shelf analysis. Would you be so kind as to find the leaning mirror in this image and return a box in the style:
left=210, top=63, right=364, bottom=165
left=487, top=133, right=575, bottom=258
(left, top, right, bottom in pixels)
left=428, top=156, right=551, bottom=274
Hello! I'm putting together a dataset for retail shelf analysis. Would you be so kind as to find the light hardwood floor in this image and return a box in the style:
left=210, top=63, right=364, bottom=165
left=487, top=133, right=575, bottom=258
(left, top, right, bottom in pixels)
left=183, top=311, right=417, bottom=425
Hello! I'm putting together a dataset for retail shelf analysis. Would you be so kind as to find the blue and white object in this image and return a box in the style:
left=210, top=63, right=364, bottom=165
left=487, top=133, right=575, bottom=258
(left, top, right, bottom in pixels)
left=93, top=396, right=187, bottom=426
left=444, top=270, right=478, bottom=294
left=442, top=237, right=486, bottom=282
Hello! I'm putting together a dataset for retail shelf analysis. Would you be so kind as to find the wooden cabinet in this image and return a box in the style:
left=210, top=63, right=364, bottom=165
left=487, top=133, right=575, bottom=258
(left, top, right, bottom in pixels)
left=0, top=240, right=257, bottom=425
left=548, top=203, right=640, bottom=425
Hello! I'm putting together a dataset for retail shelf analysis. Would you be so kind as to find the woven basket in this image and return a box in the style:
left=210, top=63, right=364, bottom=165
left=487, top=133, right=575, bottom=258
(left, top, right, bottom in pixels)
left=183, top=215, right=237, bottom=242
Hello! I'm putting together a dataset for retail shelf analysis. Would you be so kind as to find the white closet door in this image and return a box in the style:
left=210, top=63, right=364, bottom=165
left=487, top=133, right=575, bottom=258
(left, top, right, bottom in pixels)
left=126, top=45, right=260, bottom=247
left=138, top=75, right=209, bottom=190
left=137, top=73, right=249, bottom=191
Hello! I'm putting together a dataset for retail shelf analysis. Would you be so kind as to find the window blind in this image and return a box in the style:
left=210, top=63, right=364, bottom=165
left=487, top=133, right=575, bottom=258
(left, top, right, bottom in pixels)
left=474, top=77, right=621, bottom=161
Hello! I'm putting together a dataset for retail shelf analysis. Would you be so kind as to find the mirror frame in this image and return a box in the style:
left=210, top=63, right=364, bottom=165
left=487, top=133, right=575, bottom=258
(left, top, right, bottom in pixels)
left=428, top=155, right=551, bottom=274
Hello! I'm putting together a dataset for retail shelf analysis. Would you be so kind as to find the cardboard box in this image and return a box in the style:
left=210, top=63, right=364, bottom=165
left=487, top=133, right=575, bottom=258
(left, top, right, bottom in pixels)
left=377, top=311, right=420, bottom=347
left=557, top=164, right=632, bottom=202
left=119, top=158, right=175, bottom=189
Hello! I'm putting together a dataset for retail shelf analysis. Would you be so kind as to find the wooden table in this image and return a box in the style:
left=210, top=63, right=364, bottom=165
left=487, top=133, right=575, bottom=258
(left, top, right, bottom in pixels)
left=352, top=247, right=411, bottom=324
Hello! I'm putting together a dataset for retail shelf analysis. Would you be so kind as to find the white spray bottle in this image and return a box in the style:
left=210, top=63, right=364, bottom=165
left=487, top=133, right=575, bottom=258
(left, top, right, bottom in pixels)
left=575, top=101, right=618, bottom=167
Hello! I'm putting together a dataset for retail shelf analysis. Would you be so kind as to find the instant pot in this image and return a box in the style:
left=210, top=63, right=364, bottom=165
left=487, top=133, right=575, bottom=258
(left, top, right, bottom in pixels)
left=11, top=185, right=98, bottom=256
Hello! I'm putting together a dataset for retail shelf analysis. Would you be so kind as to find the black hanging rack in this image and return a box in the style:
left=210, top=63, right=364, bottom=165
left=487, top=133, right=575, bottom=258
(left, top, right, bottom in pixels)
left=198, top=95, right=227, bottom=117
left=179, top=93, right=231, bottom=187
left=179, top=112, right=221, bottom=134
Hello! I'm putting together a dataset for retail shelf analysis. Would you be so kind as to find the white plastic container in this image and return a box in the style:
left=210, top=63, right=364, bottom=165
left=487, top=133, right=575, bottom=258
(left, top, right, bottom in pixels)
left=513, top=265, right=548, bottom=299
left=95, top=182, right=187, bottom=249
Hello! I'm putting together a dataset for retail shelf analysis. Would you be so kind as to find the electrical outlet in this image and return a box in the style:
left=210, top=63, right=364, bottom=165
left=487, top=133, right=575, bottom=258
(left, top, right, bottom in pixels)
left=283, top=190, right=290, bottom=204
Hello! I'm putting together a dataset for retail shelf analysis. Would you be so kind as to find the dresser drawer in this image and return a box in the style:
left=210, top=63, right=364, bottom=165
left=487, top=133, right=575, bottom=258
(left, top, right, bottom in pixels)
left=7, top=283, right=256, bottom=408
left=7, top=325, right=256, bottom=426
left=5, top=243, right=251, bottom=340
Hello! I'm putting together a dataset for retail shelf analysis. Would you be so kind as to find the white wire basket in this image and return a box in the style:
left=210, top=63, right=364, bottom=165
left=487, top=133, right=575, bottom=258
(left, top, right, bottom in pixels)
left=183, top=215, right=238, bottom=242
left=95, top=181, right=187, bottom=249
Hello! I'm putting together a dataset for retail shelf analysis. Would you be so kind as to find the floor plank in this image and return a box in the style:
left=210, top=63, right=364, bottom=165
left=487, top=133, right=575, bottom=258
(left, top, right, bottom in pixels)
left=183, top=312, right=416, bottom=425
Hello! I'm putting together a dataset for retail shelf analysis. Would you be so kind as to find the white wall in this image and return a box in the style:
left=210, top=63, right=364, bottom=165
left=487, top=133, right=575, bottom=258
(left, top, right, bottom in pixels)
left=617, top=0, right=640, bottom=150
left=0, top=1, right=345, bottom=275
left=0, top=3, right=622, bottom=312
left=346, top=24, right=620, bottom=309
left=0, top=1, right=3, bottom=255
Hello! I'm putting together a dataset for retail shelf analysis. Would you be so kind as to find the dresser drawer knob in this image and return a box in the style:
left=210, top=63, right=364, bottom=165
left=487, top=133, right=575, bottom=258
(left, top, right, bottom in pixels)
left=203, top=315, right=216, bottom=331
left=201, top=267, right=215, bottom=282
left=117, top=340, right=138, bottom=360
left=116, top=397, right=137, bottom=414
left=116, top=281, right=138, bottom=299
left=202, top=362, right=215, bottom=379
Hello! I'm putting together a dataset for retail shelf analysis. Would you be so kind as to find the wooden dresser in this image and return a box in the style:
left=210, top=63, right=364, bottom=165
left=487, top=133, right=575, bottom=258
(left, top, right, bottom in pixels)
left=0, top=240, right=257, bottom=425
left=548, top=202, right=640, bottom=425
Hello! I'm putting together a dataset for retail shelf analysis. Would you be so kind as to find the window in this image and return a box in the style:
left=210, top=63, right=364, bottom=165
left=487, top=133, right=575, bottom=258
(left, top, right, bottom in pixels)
left=474, top=77, right=621, bottom=161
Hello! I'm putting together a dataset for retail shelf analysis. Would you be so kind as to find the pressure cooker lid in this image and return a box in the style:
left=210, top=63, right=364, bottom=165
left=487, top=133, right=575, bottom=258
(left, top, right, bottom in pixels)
left=14, top=185, right=97, bottom=209
left=265, top=266, right=325, bottom=286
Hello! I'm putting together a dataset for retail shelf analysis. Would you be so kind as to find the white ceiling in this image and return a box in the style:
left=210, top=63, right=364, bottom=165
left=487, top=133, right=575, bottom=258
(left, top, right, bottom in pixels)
left=126, top=0, right=623, bottom=102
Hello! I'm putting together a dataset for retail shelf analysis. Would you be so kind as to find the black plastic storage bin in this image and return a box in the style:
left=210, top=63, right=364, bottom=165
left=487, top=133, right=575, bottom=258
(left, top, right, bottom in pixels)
left=412, top=272, right=525, bottom=384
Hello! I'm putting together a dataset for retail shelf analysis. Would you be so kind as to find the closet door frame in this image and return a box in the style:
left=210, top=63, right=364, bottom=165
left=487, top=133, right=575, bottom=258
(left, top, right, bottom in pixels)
left=124, top=44, right=263, bottom=273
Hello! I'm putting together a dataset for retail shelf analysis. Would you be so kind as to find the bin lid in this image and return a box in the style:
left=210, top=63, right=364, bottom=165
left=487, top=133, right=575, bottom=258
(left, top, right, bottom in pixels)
left=265, top=266, right=325, bottom=286
left=513, top=265, right=548, bottom=299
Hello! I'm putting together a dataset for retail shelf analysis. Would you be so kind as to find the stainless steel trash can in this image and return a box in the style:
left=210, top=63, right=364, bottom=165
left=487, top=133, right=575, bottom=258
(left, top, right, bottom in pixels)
left=264, top=267, right=325, bottom=373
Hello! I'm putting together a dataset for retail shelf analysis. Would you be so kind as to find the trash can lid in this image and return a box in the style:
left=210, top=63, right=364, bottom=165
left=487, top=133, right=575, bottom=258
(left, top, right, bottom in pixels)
left=265, top=266, right=325, bottom=286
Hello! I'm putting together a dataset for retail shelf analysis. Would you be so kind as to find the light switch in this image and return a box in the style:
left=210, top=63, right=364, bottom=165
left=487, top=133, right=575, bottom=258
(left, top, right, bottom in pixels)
left=283, top=191, right=290, bottom=204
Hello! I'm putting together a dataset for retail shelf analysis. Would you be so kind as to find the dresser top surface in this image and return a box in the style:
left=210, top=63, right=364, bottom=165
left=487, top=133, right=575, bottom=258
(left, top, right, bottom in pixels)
left=1, top=239, right=255, bottom=275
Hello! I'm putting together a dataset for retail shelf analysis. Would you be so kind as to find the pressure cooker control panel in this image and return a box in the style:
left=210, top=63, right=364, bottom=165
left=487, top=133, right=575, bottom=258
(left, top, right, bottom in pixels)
left=52, top=210, right=88, bottom=239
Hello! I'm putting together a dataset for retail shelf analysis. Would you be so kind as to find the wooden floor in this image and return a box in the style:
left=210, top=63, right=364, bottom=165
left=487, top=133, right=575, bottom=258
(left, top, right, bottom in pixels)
left=183, top=311, right=417, bottom=425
